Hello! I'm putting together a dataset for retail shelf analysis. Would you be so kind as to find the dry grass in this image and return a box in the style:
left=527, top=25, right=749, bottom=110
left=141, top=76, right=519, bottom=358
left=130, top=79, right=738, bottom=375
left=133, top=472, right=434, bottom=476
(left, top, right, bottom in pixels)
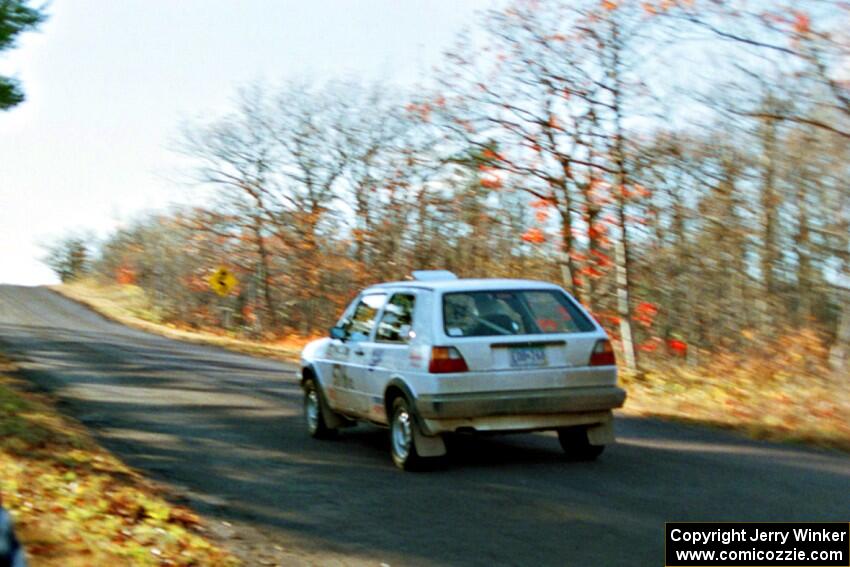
left=621, top=330, right=850, bottom=452
left=52, top=280, right=310, bottom=362
left=0, top=356, right=237, bottom=566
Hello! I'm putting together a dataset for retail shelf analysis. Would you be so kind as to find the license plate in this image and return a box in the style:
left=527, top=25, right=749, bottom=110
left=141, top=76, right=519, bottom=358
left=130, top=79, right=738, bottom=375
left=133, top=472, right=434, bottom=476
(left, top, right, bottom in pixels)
left=509, top=346, right=547, bottom=368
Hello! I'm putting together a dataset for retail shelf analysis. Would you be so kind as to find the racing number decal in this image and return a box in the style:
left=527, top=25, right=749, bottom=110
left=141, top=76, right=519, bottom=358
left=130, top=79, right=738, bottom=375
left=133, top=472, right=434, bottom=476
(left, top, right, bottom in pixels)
left=331, top=364, right=353, bottom=389
left=368, top=349, right=384, bottom=372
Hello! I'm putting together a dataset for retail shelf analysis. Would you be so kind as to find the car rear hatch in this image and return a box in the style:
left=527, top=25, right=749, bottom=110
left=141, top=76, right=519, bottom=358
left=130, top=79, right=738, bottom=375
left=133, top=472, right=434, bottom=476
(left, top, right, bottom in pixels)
left=453, top=334, right=601, bottom=371
left=491, top=335, right=597, bottom=367
left=437, top=288, right=615, bottom=393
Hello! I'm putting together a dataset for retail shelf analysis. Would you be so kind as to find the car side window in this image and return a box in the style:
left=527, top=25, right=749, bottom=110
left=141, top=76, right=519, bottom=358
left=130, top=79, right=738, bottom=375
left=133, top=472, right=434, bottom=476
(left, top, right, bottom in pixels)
left=344, top=293, right=387, bottom=342
left=376, top=293, right=416, bottom=343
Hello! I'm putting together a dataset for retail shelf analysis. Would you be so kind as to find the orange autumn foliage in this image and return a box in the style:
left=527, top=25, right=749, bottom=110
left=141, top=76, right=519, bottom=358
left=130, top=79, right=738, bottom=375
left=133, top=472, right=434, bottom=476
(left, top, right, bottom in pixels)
left=521, top=227, right=546, bottom=244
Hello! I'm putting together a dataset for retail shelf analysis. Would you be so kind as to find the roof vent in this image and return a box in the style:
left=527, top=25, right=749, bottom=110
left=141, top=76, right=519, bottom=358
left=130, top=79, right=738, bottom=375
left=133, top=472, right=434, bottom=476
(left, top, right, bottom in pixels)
left=411, top=270, right=458, bottom=281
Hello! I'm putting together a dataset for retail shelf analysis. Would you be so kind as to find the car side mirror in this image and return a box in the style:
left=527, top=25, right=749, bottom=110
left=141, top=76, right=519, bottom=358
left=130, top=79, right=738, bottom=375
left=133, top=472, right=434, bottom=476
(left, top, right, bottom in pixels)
left=329, top=326, right=347, bottom=340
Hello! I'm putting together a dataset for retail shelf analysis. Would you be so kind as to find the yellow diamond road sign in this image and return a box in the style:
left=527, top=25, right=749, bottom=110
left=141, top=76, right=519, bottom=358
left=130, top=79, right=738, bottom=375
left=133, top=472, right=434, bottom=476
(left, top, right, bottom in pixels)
left=208, top=267, right=238, bottom=297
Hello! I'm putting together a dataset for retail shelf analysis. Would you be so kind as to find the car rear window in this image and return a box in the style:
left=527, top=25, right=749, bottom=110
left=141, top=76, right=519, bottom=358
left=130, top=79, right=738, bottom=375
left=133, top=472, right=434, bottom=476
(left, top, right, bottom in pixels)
left=442, top=289, right=595, bottom=337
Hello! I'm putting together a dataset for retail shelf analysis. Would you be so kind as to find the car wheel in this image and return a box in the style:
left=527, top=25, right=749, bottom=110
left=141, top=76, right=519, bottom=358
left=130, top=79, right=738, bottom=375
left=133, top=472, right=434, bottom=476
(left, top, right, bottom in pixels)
left=558, top=427, right=605, bottom=460
left=303, top=378, right=336, bottom=439
left=390, top=396, right=425, bottom=471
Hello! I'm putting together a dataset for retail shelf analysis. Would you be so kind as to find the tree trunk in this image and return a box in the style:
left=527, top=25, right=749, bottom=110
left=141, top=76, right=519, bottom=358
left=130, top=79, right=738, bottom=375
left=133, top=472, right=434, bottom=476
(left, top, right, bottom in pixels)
left=557, top=206, right=581, bottom=303
left=795, top=181, right=812, bottom=323
left=607, top=18, right=638, bottom=372
left=252, top=215, right=277, bottom=330
left=829, top=287, right=850, bottom=372
left=758, top=113, right=780, bottom=334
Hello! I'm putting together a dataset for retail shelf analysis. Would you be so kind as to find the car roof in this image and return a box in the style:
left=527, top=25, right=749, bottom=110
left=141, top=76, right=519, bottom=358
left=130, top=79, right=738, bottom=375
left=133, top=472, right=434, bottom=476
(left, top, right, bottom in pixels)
left=363, top=278, right=564, bottom=293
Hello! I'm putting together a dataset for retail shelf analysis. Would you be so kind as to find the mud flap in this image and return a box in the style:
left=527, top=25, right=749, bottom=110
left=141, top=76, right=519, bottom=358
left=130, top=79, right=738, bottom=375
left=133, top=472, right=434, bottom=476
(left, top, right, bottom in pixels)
left=321, top=402, right=349, bottom=429
left=413, top=427, right=447, bottom=457
left=316, top=386, right=353, bottom=429
left=586, top=419, right=614, bottom=446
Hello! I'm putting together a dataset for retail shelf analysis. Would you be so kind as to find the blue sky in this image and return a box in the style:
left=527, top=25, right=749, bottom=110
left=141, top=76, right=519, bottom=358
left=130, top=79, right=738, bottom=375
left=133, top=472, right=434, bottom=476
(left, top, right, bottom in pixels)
left=0, top=0, right=495, bottom=284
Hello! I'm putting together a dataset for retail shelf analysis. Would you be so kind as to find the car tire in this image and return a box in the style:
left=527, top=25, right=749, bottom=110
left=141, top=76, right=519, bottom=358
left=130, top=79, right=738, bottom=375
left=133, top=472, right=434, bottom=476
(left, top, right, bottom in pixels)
left=557, top=426, right=605, bottom=461
left=390, top=396, right=426, bottom=471
left=303, top=378, right=337, bottom=439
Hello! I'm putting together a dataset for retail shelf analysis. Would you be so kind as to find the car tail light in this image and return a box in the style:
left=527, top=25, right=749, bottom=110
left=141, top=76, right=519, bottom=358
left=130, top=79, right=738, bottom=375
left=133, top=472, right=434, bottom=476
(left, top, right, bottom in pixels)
left=428, top=346, right=469, bottom=373
left=589, top=339, right=616, bottom=366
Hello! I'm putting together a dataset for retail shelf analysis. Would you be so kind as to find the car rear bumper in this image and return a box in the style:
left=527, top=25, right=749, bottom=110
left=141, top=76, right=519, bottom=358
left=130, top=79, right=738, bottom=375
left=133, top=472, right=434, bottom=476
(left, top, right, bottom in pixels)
left=414, top=385, right=626, bottom=420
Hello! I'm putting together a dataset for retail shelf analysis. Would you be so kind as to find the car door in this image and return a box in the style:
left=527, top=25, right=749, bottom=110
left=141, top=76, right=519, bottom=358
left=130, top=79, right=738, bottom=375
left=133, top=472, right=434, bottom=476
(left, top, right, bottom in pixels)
left=317, top=296, right=359, bottom=413
left=332, top=292, right=386, bottom=416
left=350, top=291, right=418, bottom=424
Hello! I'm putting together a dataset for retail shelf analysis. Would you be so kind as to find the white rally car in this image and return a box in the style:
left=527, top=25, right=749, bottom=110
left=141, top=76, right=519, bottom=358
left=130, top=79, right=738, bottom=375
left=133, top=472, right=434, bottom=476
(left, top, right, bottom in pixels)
left=299, top=271, right=626, bottom=470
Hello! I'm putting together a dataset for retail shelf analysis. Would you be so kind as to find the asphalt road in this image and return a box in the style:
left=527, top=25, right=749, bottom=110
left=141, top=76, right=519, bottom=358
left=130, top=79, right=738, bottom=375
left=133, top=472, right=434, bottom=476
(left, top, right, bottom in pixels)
left=0, top=284, right=848, bottom=566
